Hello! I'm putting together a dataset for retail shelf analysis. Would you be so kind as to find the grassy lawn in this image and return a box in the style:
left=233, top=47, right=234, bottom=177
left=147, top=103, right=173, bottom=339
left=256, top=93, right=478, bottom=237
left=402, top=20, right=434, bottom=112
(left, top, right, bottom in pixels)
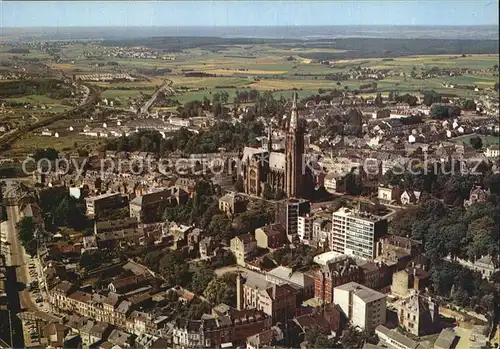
left=7, top=94, right=62, bottom=105
left=7, top=134, right=102, bottom=157
left=451, top=134, right=500, bottom=147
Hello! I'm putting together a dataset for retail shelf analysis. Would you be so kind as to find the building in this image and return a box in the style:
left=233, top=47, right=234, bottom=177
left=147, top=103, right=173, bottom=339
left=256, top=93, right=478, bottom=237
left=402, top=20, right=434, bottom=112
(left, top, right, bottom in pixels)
left=445, top=255, right=498, bottom=281
left=313, top=255, right=363, bottom=304
left=218, top=193, right=247, bottom=217
left=485, top=144, right=500, bottom=158
left=463, top=186, right=489, bottom=208
left=241, top=93, right=315, bottom=199
left=275, top=199, right=311, bottom=240
left=324, top=173, right=346, bottom=194
left=331, top=208, right=388, bottom=260
left=297, top=214, right=314, bottom=244
left=237, top=272, right=298, bottom=324
left=255, top=224, right=287, bottom=250
left=266, top=266, right=315, bottom=301
left=398, top=294, right=439, bottom=336
left=333, top=282, right=386, bottom=333
left=433, top=328, right=459, bottom=349
left=391, top=267, right=429, bottom=298
left=130, top=188, right=188, bottom=223
left=377, top=185, right=401, bottom=204
left=311, top=218, right=332, bottom=249
left=375, top=325, right=420, bottom=349
left=400, top=190, right=421, bottom=206
left=85, top=193, right=123, bottom=218
left=230, top=234, right=257, bottom=266
left=172, top=308, right=271, bottom=349
left=94, top=217, right=143, bottom=248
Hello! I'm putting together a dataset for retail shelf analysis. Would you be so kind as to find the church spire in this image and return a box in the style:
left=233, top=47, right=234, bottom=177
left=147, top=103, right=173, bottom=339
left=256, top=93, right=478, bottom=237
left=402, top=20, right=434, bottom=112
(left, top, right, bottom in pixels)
left=289, top=92, right=298, bottom=131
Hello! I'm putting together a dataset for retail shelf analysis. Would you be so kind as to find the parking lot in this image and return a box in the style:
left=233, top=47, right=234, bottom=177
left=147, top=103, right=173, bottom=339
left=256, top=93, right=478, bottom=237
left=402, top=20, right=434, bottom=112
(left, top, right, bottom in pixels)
left=26, top=258, right=49, bottom=313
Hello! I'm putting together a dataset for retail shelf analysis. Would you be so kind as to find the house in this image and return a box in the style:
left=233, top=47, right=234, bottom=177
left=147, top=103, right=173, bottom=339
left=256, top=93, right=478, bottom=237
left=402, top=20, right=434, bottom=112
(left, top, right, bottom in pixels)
left=463, top=186, right=489, bottom=208
left=400, top=190, right=421, bottom=206
left=94, top=217, right=143, bottom=248
left=246, top=326, right=283, bottom=349
left=85, top=192, right=124, bottom=218
left=108, top=273, right=154, bottom=296
left=230, top=234, right=257, bottom=266
left=323, top=173, right=346, bottom=194
left=219, top=193, right=247, bottom=217
left=398, top=294, right=439, bottom=336
left=377, top=185, right=401, bottom=203
left=485, top=144, right=500, bottom=158
left=255, top=223, right=287, bottom=250
left=199, top=236, right=217, bottom=259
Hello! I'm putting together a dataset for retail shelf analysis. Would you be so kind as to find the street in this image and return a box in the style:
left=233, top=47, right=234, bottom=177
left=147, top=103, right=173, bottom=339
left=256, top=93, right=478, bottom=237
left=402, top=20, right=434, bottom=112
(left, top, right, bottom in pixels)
left=2, top=180, right=38, bottom=312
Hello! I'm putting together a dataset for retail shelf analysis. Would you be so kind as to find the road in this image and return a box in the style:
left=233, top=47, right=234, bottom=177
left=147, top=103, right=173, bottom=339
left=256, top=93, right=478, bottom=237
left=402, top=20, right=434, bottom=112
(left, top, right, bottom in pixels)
left=2, top=180, right=38, bottom=312
left=139, top=79, right=173, bottom=115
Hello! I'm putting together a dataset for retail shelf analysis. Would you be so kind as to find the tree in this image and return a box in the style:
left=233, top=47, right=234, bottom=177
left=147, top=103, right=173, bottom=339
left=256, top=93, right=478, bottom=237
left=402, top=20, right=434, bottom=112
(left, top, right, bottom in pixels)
left=190, top=266, right=215, bottom=294
left=159, top=250, right=190, bottom=287
left=374, top=93, right=383, bottom=107
left=17, top=216, right=35, bottom=248
left=430, top=104, right=450, bottom=120
left=463, top=99, right=477, bottom=111
left=423, top=90, right=442, bottom=106
left=469, top=136, right=483, bottom=150
left=203, top=275, right=236, bottom=307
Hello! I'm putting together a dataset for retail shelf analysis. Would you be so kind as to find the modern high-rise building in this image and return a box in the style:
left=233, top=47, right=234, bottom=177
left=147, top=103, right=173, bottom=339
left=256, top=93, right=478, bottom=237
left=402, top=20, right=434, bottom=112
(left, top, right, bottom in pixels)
left=331, top=207, right=388, bottom=260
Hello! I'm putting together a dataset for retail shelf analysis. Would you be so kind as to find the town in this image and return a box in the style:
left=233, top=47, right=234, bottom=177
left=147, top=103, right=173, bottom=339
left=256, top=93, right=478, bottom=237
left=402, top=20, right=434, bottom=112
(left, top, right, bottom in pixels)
left=0, top=3, right=499, bottom=349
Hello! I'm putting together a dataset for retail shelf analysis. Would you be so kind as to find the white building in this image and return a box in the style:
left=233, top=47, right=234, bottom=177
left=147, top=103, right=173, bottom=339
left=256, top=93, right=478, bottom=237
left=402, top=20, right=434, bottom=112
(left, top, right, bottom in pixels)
left=485, top=144, right=500, bottom=158
left=331, top=208, right=388, bottom=260
left=334, top=282, right=386, bottom=333
left=297, top=214, right=313, bottom=244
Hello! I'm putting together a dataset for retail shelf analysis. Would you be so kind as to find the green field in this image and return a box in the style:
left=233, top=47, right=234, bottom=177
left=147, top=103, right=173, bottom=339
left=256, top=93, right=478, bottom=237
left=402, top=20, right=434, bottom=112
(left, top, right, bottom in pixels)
left=15, top=43, right=498, bottom=109
left=451, top=134, right=500, bottom=147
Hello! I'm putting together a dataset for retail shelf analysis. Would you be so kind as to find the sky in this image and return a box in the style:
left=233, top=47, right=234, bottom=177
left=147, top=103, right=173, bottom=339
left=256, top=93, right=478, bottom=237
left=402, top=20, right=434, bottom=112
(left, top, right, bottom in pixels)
left=1, top=1, right=498, bottom=28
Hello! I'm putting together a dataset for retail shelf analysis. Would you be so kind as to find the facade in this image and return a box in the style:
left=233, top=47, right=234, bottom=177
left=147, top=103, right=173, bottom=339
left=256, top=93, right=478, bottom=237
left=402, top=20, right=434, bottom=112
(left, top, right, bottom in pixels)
left=255, top=223, right=287, bottom=250
left=237, top=273, right=298, bottom=325
left=297, top=214, right=314, bottom=244
left=275, top=199, right=311, bottom=239
left=485, top=144, right=500, bottom=158
left=241, top=93, right=315, bottom=199
left=172, top=309, right=271, bottom=349
left=391, top=267, right=429, bottom=298
left=218, top=193, right=247, bottom=217
left=331, top=208, right=388, bottom=260
left=230, top=234, right=257, bottom=266
left=313, top=255, right=364, bottom=304
left=333, top=282, right=387, bottom=333
left=94, top=217, right=143, bottom=248
left=85, top=193, right=123, bottom=218
left=400, top=190, right=421, bottom=206
left=398, top=294, right=439, bottom=336
left=377, top=185, right=400, bottom=203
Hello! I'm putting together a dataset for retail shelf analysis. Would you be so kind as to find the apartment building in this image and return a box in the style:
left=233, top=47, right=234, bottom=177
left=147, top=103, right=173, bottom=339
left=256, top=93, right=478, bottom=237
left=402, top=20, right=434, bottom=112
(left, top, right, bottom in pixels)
left=333, top=282, right=387, bottom=333
left=94, top=217, right=144, bottom=248
left=313, top=255, right=364, bottom=304
left=237, top=272, right=298, bottom=325
left=275, top=199, right=310, bottom=240
left=130, top=187, right=188, bottom=223
left=85, top=192, right=124, bottom=218
left=331, top=208, right=388, bottom=260
left=398, top=294, right=439, bottom=336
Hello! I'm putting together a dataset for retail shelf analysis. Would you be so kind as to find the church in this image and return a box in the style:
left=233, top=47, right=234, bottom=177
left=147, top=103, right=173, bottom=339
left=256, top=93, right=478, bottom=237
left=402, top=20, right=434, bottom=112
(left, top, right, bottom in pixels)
left=241, top=93, right=315, bottom=199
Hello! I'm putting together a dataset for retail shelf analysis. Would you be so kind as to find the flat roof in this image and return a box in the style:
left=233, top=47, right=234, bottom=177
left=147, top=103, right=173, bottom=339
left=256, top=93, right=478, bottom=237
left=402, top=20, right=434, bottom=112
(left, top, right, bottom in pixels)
left=335, top=282, right=386, bottom=303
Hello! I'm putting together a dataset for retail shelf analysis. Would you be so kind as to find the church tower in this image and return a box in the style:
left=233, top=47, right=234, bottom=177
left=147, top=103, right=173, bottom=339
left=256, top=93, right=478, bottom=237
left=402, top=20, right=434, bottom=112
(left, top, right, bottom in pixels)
left=285, top=92, right=305, bottom=198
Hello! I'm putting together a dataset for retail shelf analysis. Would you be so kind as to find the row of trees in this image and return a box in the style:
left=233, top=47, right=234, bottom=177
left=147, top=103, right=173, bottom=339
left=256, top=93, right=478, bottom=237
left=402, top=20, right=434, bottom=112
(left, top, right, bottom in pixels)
left=107, top=119, right=264, bottom=155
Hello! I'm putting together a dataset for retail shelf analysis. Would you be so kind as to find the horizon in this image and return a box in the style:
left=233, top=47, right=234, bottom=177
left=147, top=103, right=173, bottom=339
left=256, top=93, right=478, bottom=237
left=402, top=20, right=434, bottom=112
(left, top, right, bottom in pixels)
left=2, top=1, right=499, bottom=28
